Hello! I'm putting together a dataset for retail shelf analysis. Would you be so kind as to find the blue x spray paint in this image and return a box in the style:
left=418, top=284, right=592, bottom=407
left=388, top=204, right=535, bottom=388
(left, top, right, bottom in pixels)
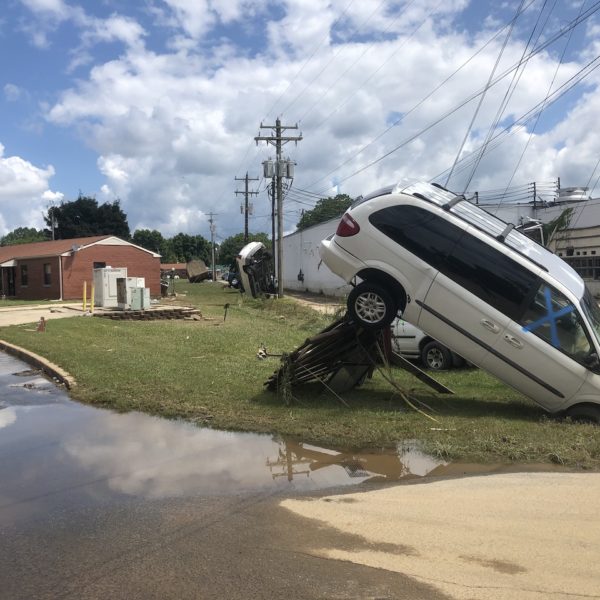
left=522, top=286, right=575, bottom=349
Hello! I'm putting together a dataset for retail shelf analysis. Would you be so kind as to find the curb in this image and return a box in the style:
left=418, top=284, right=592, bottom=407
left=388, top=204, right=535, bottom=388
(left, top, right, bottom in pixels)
left=0, top=340, right=76, bottom=389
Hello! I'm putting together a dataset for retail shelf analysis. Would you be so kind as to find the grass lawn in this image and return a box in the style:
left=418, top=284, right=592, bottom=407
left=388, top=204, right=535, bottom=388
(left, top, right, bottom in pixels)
left=0, top=280, right=598, bottom=469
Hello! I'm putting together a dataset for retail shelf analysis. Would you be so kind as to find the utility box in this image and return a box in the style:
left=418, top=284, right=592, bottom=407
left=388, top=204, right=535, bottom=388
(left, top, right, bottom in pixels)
left=94, top=268, right=128, bottom=308
left=116, top=277, right=147, bottom=310
left=130, top=287, right=151, bottom=310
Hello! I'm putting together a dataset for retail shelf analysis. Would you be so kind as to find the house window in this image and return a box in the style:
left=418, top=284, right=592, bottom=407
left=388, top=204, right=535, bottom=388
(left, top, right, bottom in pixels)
left=43, top=263, right=52, bottom=286
left=20, top=265, right=28, bottom=287
left=93, top=262, right=106, bottom=269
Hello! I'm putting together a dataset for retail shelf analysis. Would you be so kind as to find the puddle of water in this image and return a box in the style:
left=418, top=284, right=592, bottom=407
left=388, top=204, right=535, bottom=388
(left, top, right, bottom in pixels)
left=0, top=352, right=566, bottom=525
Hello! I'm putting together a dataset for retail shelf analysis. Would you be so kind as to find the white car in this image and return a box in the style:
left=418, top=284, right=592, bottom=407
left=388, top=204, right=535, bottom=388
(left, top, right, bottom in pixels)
left=236, top=241, right=276, bottom=297
left=392, top=318, right=464, bottom=370
left=320, top=181, right=600, bottom=422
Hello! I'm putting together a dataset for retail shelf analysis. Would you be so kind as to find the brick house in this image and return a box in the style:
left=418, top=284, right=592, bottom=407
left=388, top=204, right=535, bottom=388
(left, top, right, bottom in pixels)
left=160, top=263, right=188, bottom=278
left=0, top=236, right=161, bottom=300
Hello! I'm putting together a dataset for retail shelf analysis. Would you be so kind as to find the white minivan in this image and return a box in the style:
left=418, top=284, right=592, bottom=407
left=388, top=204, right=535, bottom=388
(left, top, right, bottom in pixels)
left=320, top=181, right=600, bottom=422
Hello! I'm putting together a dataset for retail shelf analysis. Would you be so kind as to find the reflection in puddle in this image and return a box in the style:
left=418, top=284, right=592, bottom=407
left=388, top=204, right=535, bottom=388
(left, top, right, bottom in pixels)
left=0, top=352, right=448, bottom=520
left=1, top=351, right=559, bottom=526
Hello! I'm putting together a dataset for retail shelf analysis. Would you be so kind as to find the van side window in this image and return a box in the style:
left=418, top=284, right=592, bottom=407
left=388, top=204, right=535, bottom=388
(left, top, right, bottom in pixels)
left=446, top=233, right=538, bottom=321
left=369, top=205, right=462, bottom=271
left=520, top=284, right=592, bottom=363
left=369, top=205, right=537, bottom=320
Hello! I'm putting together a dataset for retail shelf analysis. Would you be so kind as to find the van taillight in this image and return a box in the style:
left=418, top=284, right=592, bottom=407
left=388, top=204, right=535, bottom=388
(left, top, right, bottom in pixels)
left=336, top=213, right=360, bottom=237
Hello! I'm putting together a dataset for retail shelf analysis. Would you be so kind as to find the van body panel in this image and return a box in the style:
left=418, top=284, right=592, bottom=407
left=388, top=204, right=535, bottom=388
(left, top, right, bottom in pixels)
left=487, top=318, right=586, bottom=411
left=418, top=273, right=510, bottom=370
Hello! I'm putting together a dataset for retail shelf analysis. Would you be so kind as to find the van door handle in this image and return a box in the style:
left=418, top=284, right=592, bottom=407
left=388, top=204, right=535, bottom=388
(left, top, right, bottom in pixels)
left=504, top=334, right=523, bottom=349
left=480, top=319, right=500, bottom=334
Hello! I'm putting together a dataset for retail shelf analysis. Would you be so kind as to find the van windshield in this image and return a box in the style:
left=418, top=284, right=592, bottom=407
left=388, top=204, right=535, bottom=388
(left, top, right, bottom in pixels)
left=580, top=287, right=600, bottom=349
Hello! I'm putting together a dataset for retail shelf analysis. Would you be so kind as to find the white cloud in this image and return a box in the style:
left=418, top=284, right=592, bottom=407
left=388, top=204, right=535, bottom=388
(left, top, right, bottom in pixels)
left=20, top=0, right=70, bottom=18
left=28, top=1, right=600, bottom=240
left=0, top=143, right=62, bottom=235
left=0, top=407, right=17, bottom=429
left=3, top=84, right=23, bottom=102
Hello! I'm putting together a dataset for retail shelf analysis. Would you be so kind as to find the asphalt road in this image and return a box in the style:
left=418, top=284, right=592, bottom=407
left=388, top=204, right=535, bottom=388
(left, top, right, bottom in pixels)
left=0, top=490, right=450, bottom=600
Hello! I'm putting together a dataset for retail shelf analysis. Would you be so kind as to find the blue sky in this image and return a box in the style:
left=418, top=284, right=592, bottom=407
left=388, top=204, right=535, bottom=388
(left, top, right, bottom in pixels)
left=1, top=0, right=600, bottom=241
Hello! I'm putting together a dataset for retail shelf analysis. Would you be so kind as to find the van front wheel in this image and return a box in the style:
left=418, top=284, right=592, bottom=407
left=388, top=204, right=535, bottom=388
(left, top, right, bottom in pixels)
left=565, top=404, right=600, bottom=424
left=348, top=282, right=397, bottom=330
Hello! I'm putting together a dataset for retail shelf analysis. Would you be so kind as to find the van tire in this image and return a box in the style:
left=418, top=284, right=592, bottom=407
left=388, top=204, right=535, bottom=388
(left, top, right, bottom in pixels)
left=565, top=403, right=600, bottom=424
left=347, top=282, right=398, bottom=330
left=421, top=341, right=453, bottom=370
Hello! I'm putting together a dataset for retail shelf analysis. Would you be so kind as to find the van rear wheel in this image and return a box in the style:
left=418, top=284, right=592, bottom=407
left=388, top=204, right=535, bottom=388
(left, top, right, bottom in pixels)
left=347, top=282, right=397, bottom=330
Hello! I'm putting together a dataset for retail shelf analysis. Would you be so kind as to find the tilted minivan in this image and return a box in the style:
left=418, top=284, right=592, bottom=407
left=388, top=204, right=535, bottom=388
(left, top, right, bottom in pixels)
left=320, top=181, right=600, bottom=421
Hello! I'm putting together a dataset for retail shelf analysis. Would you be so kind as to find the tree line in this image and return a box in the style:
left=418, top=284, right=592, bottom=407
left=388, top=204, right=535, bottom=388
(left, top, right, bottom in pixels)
left=0, top=193, right=352, bottom=264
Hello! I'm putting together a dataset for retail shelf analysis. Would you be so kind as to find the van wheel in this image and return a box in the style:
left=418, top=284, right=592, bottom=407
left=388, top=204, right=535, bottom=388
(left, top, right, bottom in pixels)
left=347, top=282, right=397, bottom=330
left=565, top=404, right=600, bottom=424
left=422, top=341, right=453, bottom=370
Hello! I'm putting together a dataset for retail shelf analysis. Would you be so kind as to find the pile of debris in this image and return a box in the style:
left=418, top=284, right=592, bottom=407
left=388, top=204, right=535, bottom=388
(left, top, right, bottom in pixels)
left=266, top=317, right=453, bottom=396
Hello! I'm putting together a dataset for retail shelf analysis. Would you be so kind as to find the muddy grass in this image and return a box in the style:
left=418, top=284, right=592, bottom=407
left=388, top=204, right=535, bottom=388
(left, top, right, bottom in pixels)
left=0, top=280, right=598, bottom=469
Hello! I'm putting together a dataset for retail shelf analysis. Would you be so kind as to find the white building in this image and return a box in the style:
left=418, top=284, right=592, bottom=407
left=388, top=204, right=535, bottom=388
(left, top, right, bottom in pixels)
left=282, top=218, right=350, bottom=297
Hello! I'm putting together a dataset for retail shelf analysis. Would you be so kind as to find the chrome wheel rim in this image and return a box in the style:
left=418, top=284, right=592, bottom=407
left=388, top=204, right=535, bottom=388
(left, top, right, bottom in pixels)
left=355, top=292, right=386, bottom=324
left=426, top=348, right=444, bottom=369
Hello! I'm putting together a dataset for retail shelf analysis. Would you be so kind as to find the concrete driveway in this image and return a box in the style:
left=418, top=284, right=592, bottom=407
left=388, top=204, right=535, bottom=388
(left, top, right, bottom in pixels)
left=0, top=303, right=84, bottom=327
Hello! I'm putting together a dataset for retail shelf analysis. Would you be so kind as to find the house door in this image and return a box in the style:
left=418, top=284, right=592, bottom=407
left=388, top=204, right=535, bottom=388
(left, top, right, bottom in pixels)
left=7, top=268, right=15, bottom=296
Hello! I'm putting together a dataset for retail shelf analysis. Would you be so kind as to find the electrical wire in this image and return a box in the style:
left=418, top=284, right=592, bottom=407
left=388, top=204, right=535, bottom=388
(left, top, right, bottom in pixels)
left=294, top=0, right=420, bottom=125
left=462, top=0, right=556, bottom=194
left=302, top=0, right=541, bottom=191
left=431, top=54, right=600, bottom=184
left=303, top=1, right=600, bottom=194
left=262, top=0, right=357, bottom=121
left=280, top=0, right=388, bottom=118
left=446, top=0, right=526, bottom=188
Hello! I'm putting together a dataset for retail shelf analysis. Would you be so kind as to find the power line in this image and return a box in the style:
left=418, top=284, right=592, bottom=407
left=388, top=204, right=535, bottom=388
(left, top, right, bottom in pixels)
left=302, top=1, right=600, bottom=194
left=262, top=0, right=357, bottom=121
left=446, top=0, right=525, bottom=188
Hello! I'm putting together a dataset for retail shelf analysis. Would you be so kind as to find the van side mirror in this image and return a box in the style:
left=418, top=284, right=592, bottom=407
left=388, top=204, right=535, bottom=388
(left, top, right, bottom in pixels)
left=583, top=352, right=600, bottom=372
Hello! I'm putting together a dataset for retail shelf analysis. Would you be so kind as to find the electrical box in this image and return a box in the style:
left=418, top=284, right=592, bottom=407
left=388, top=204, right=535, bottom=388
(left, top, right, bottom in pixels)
left=116, top=277, right=147, bottom=310
left=263, top=160, right=274, bottom=178
left=93, top=268, right=128, bottom=308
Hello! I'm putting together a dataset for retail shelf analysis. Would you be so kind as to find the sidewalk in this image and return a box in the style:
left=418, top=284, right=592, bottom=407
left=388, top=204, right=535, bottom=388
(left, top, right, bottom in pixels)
left=0, top=303, right=84, bottom=327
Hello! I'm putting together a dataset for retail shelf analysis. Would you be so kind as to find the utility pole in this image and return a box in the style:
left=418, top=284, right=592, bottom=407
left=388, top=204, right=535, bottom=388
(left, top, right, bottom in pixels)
left=235, top=173, right=259, bottom=243
left=255, top=118, right=302, bottom=298
left=208, top=212, right=217, bottom=281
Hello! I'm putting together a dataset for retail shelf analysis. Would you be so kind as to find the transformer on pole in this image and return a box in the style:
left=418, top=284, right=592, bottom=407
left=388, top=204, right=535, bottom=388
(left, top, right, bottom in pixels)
left=255, top=118, right=302, bottom=298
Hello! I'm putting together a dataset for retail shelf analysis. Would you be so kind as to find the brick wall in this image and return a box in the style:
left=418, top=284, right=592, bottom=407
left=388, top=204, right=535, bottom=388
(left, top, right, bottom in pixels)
left=61, top=245, right=161, bottom=300
left=15, top=257, right=61, bottom=300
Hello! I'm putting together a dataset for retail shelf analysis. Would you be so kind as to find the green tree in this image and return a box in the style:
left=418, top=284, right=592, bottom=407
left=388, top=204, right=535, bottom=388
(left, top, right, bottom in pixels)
left=0, top=227, right=48, bottom=246
left=44, top=196, right=130, bottom=240
left=544, top=207, right=575, bottom=247
left=168, top=233, right=211, bottom=263
left=132, top=229, right=166, bottom=254
left=219, top=232, right=271, bottom=267
left=296, top=194, right=353, bottom=230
